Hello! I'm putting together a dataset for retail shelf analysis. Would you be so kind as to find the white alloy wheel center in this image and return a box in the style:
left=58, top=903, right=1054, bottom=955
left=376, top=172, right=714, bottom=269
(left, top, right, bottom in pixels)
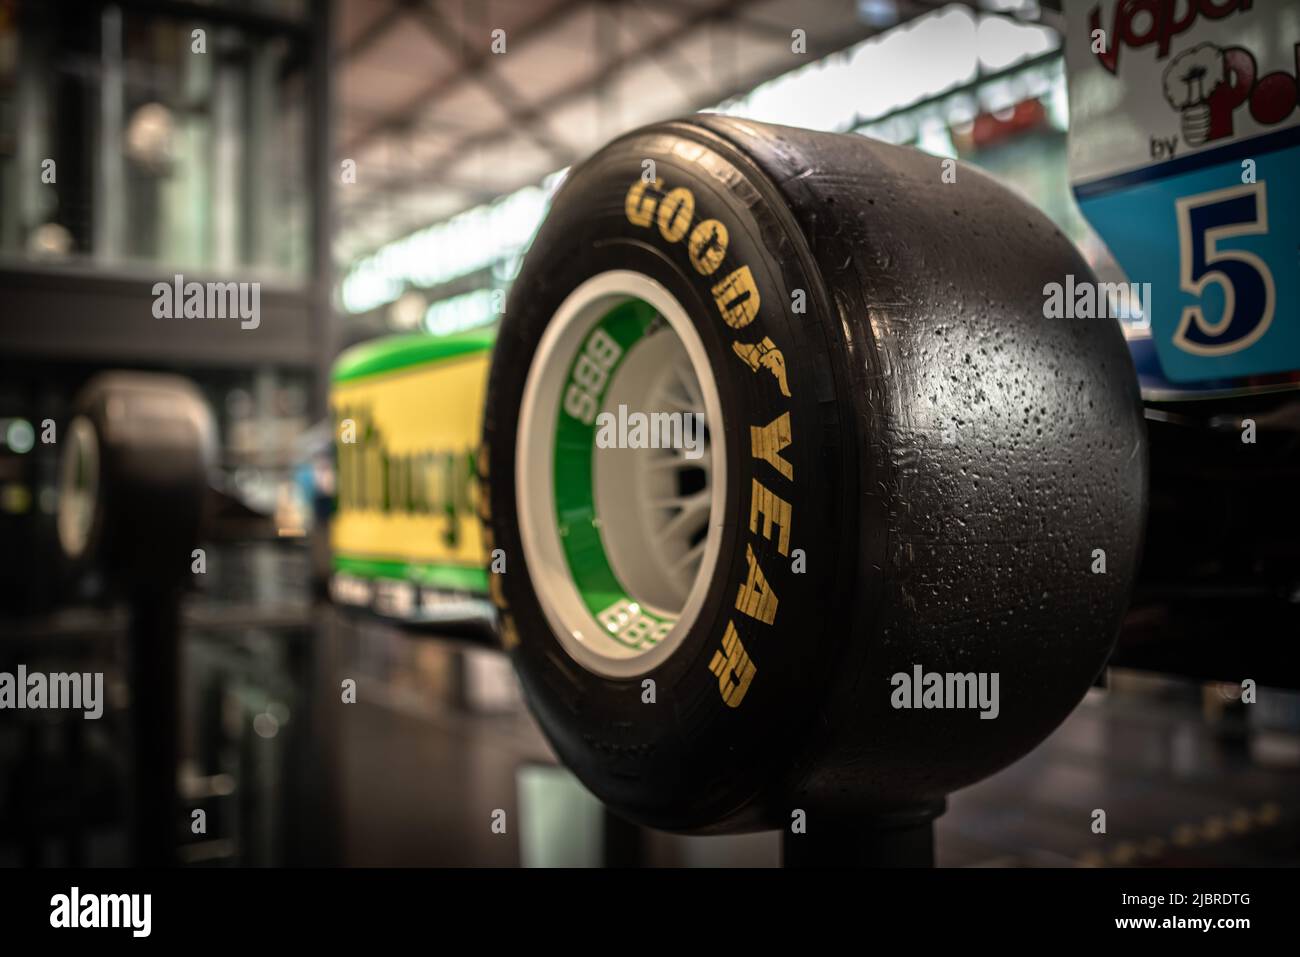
left=515, top=271, right=726, bottom=678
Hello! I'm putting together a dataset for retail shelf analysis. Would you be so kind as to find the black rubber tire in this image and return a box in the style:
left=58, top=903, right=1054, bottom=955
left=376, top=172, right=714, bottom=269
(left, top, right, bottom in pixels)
left=58, top=371, right=215, bottom=590
left=482, top=116, right=1147, bottom=832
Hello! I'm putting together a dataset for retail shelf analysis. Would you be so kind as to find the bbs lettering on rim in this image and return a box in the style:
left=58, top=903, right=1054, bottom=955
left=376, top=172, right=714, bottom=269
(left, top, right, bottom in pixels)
left=623, top=173, right=796, bottom=710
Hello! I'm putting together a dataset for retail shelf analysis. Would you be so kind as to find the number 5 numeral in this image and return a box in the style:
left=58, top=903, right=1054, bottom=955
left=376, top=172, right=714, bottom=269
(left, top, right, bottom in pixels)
left=1174, top=182, right=1276, bottom=356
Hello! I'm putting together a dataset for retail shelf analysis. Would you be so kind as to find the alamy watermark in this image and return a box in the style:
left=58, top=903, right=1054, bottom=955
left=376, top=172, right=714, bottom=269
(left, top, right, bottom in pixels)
left=595, top=404, right=706, bottom=460
left=50, top=887, right=150, bottom=937
left=890, top=664, right=999, bottom=719
left=1043, top=274, right=1151, bottom=323
left=152, top=274, right=260, bottom=329
left=0, top=666, right=104, bottom=719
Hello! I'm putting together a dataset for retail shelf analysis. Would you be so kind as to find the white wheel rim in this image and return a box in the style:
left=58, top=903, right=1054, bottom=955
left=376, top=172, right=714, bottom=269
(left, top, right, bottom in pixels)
left=515, top=270, right=726, bottom=678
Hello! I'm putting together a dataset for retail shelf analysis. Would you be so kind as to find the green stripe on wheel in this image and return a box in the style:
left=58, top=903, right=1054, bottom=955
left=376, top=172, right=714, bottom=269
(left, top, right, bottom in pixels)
left=553, top=298, right=672, bottom=647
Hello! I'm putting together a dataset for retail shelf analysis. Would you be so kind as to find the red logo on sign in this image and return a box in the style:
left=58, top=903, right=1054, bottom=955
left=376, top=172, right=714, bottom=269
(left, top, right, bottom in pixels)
left=1162, top=42, right=1300, bottom=145
left=1090, top=0, right=1254, bottom=75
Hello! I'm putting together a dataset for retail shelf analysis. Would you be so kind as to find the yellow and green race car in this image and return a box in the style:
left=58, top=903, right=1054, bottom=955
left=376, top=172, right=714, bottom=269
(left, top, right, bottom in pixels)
left=329, top=328, right=496, bottom=629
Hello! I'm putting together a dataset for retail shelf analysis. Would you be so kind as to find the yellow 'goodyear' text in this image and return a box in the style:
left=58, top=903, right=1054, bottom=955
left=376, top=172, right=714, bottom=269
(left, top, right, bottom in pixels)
left=624, top=172, right=797, bottom=708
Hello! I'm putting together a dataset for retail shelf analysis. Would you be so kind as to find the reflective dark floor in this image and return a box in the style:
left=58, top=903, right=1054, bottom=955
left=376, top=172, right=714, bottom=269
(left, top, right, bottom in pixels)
left=336, top=626, right=1300, bottom=868
left=937, top=674, right=1296, bottom=868
left=4, top=592, right=1294, bottom=868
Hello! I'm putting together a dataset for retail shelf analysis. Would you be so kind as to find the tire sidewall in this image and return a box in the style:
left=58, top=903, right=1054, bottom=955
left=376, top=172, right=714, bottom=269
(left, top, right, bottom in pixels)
left=484, top=130, right=849, bottom=829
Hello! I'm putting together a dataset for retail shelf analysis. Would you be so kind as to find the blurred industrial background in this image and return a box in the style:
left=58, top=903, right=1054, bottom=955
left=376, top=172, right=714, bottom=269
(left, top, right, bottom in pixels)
left=0, top=0, right=1296, bottom=867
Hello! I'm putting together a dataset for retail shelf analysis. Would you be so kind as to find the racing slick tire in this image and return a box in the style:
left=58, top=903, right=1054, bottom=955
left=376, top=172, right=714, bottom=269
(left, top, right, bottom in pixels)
left=481, top=115, right=1147, bottom=832
left=58, top=371, right=215, bottom=588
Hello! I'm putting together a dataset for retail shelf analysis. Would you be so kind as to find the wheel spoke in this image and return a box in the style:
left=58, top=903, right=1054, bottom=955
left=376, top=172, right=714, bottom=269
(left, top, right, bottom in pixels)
left=671, top=539, right=706, bottom=574
left=648, top=448, right=694, bottom=470
left=658, top=490, right=710, bottom=543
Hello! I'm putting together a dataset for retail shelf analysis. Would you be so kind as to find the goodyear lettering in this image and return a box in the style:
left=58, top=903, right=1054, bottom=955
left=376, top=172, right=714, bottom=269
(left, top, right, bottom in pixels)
left=708, top=621, right=756, bottom=708
left=623, top=171, right=804, bottom=708
left=736, top=543, right=779, bottom=625
left=688, top=219, right=729, bottom=276
left=656, top=186, right=695, bottom=243
left=732, top=337, right=791, bottom=397
left=499, top=613, right=520, bottom=650
left=623, top=178, right=762, bottom=334
left=711, top=265, right=761, bottom=329
left=750, top=412, right=793, bottom=480
left=625, top=177, right=663, bottom=227
left=749, top=478, right=792, bottom=556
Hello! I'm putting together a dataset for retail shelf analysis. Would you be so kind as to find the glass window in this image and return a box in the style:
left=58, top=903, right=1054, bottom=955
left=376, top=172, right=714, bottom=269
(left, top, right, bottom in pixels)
left=0, top=0, right=311, bottom=281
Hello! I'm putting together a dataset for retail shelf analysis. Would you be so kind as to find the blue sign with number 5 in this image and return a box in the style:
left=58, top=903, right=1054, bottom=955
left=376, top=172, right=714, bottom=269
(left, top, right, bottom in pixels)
left=1065, top=1, right=1298, bottom=386
left=1078, top=141, right=1297, bottom=382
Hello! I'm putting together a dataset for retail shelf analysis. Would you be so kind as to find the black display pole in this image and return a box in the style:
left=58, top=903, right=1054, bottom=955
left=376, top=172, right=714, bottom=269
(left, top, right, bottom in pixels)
left=60, top=372, right=216, bottom=868
left=782, top=801, right=945, bottom=868
left=127, top=587, right=183, bottom=867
